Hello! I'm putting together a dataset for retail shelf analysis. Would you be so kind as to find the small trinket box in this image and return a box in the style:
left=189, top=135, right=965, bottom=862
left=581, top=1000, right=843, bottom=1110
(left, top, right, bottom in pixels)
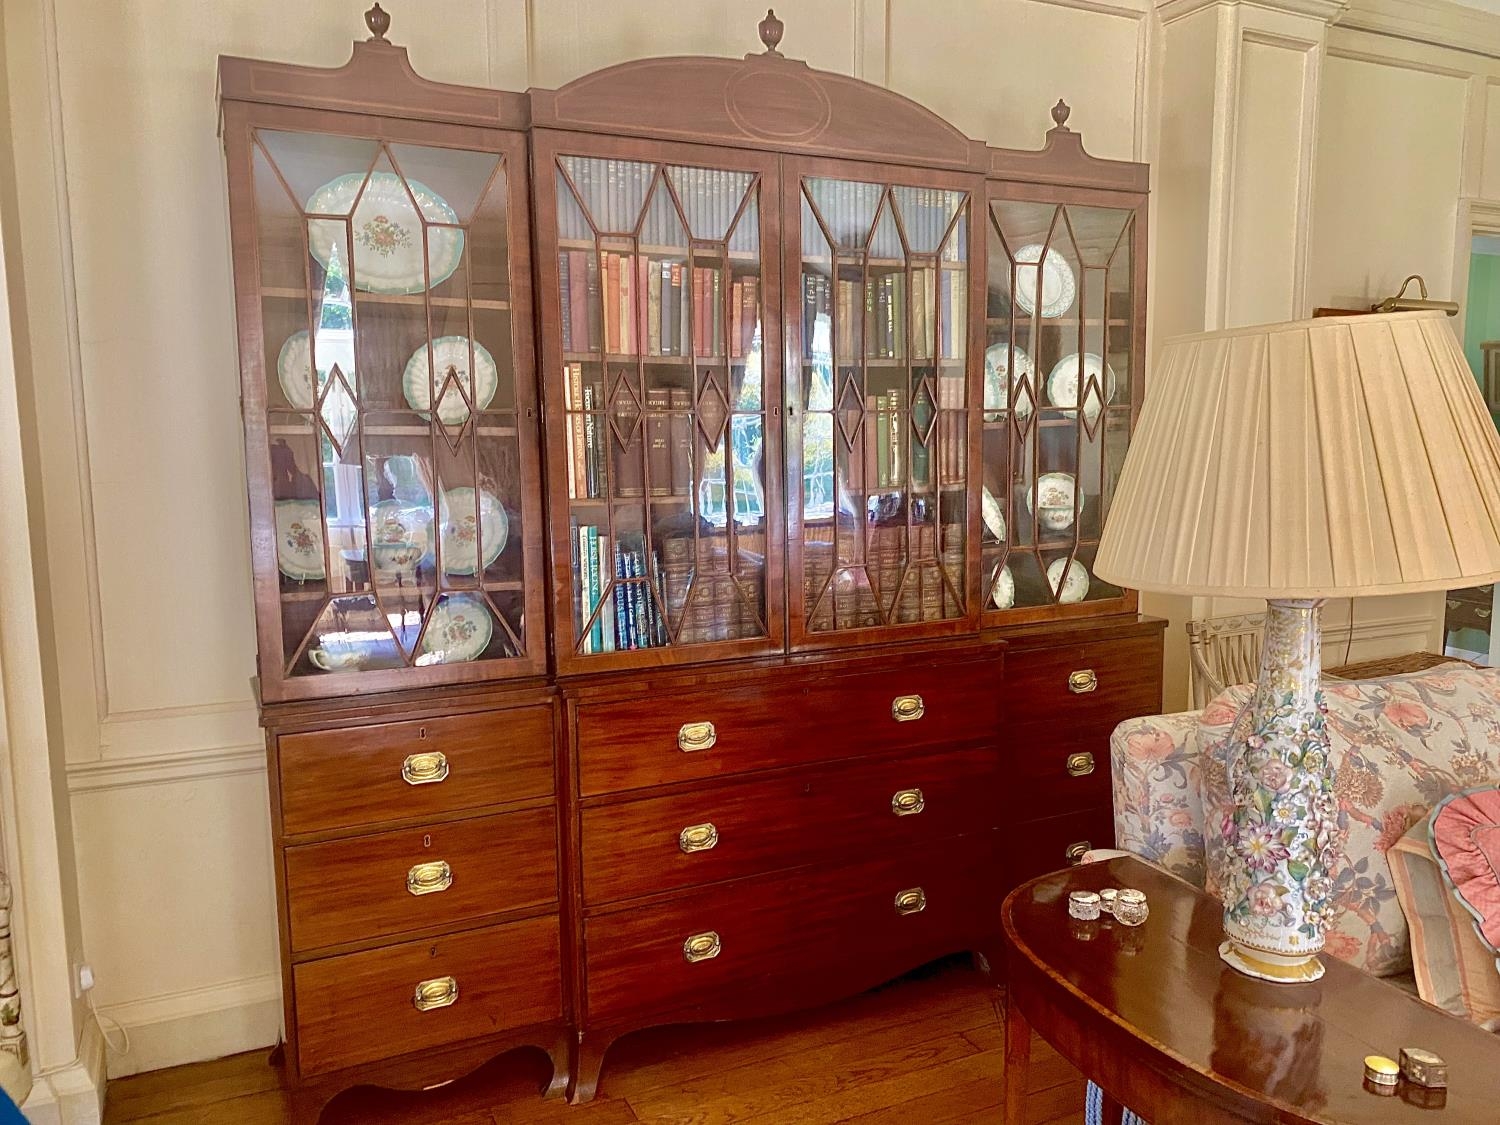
left=1363, top=1055, right=1400, bottom=1088
left=1068, top=890, right=1102, bottom=921
left=1399, top=1047, right=1448, bottom=1088
left=1114, top=888, right=1148, bottom=926
left=1099, top=888, right=1119, bottom=915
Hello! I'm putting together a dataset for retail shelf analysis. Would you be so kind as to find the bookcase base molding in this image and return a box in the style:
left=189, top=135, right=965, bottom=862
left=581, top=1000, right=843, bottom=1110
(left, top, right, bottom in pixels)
left=219, top=7, right=1162, bottom=1117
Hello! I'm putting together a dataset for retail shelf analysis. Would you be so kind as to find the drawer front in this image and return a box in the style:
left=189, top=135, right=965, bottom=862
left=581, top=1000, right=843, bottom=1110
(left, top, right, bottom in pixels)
left=581, top=747, right=1000, bottom=905
left=576, top=655, right=1000, bottom=796
left=285, top=808, right=558, bottom=952
left=278, top=706, right=555, bottom=836
left=1006, top=635, right=1162, bottom=744
left=1004, top=739, right=1111, bottom=818
left=1004, top=806, right=1117, bottom=890
left=583, top=834, right=999, bottom=1026
left=294, top=916, right=562, bottom=1077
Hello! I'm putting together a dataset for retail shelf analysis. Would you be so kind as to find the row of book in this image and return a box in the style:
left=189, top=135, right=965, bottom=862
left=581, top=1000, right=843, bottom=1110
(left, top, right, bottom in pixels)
left=803, top=182, right=966, bottom=261
left=800, top=269, right=967, bottom=361
left=803, top=525, right=965, bottom=630
left=571, top=526, right=668, bottom=653
left=564, top=365, right=704, bottom=500
left=844, top=381, right=966, bottom=491
left=557, top=158, right=759, bottom=249
left=558, top=250, right=761, bottom=358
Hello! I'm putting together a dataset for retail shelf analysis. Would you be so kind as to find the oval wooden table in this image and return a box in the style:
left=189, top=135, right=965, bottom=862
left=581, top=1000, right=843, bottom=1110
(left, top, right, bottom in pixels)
left=1002, top=855, right=1500, bottom=1123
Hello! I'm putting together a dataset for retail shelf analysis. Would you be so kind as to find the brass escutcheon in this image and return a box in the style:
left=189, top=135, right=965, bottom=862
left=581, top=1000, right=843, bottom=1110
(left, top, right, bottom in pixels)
left=1065, top=752, right=1095, bottom=778
left=682, top=930, right=721, bottom=963
left=1068, top=669, right=1098, bottom=694
left=891, top=788, right=926, bottom=816
left=891, top=694, right=925, bottom=722
left=894, top=887, right=927, bottom=916
left=401, top=751, right=449, bottom=786
left=678, top=823, right=719, bottom=854
left=412, top=975, right=458, bottom=1012
left=406, top=860, right=453, bottom=896
left=678, top=721, right=717, bottom=753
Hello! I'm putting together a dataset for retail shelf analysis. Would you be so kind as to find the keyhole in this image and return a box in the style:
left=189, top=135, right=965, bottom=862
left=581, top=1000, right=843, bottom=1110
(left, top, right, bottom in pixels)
left=429, top=945, right=438, bottom=958
left=418, top=726, right=428, bottom=740
left=423, top=834, right=432, bottom=849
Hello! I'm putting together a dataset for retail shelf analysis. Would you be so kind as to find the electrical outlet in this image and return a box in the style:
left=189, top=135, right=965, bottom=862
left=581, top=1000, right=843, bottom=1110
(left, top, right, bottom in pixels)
left=73, top=962, right=94, bottom=998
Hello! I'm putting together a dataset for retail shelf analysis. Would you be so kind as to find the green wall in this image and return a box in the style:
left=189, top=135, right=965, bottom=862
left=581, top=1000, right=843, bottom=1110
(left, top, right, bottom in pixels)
left=1465, top=251, right=1500, bottom=379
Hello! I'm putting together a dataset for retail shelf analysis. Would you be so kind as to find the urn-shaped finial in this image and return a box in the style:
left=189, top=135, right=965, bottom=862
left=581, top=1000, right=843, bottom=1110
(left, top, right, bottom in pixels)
left=759, top=9, right=785, bottom=56
left=1051, top=99, right=1072, bottom=130
left=365, top=3, right=391, bottom=41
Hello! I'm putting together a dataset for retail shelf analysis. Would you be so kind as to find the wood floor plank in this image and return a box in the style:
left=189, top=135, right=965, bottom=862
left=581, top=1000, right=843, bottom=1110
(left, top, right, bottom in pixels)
left=624, top=1032, right=979, bottom=1125
left=101, top=959, right=1098, bottom=1125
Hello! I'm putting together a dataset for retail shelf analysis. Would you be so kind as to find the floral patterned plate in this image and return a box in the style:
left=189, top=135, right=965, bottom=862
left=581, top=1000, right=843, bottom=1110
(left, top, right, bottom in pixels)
left=438, top=487, right=508, bottom=576
left=989, top=563, right=1015, bottom=610
left=275, top=499, right=325, bottom=581
left=1025, top=471, right=1084, bottom=533
left=305, top=172, right=463, bottom=295
left=419, top=592, right=493, bottom=664
left=983, top=342, right=1034, bottom=422
left=1047, top=352, right=1117, bottom=426
left=981, top=486, right=1007, bottom=542
left=403, top=337, right=499, bottom=425
left=1045, top=557, right=1090, bottom=604
left=1013, top=244, right=1076, bottom=319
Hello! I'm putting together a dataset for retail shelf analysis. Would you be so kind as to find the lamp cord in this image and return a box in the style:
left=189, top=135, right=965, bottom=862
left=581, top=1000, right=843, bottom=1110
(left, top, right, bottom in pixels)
left=1344, top=597, right=1355, bottom=667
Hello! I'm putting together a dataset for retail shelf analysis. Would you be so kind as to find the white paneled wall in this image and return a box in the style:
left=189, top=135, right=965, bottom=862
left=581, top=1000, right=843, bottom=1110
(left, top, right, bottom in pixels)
left=4, top=0, right=1500, bottom=1084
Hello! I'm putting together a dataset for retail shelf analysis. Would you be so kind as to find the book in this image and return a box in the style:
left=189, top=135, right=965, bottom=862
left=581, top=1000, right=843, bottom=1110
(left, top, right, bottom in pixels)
left=645, top=385, right=673, bottom=496
left=564, top=363, right=581, bottom=498
left=668, top=387, right=693, bottom=496
left=614, top=545, right=633, bottom=650
left=603, top=253, right=619, bottom=353
left=559, top=252, right=572, bottom=353
left=584, top=253, right=602, bottom=353
left=570, top=521, right=583, bottom=647
left=647, top=260, right=662, bottom=356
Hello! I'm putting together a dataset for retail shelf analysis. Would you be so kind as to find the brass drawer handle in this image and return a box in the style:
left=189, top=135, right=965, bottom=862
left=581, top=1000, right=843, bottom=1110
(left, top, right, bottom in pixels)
left=1068, top=669, right=1098, bottom=694
left=891, top=694, right=925, bottom=722
left=406, top=860, right=452, bottom=896
left=1065, top=841, right=1091, bottom=865
left=894, top=887, right=927, bottom=916
left=683, top=930, right=721, bottom=963
left=891, top=788, right=925, bottom=816
left=401, top=751, right=449, bottom=786
left=412, top=975, right=458, bottom=1012
left=678, top=721, right=717, bottom=752
left=678, top=822, right=719, bottom=853
left=1066, top=752, right=1095, bottom=778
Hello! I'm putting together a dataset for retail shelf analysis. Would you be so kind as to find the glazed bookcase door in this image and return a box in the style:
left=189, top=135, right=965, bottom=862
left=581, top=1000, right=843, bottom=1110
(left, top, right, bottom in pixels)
left=224, top=107, right=546, bottom=701
left=981, top=183, right=1145, bottom=624
left=785, top=158, right=982, bottom=651
left=534, top=132, right=784, bottom=674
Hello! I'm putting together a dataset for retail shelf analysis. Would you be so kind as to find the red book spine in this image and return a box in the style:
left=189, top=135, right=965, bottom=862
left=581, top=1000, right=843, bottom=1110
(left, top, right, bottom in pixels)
left=603, top=253, right=618, bottom=353
left=569, top=251, right=588, bottom=353
left=692, top=268, right=706, bottom=356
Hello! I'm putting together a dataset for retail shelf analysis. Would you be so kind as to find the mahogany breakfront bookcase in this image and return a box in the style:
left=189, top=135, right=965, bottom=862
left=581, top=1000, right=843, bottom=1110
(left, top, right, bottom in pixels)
left=219, top=7, right=1165, bottom=1115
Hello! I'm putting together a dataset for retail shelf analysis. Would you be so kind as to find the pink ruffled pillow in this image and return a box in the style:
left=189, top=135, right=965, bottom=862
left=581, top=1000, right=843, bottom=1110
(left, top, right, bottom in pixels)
left=1431, top=787, right=1500, bottom=955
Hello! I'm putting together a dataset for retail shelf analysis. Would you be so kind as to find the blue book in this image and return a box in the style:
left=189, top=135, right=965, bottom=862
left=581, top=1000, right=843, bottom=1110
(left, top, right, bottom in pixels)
left=586, top=526, right=604, bottom=653
left=614, top=544, right=633, bottom=650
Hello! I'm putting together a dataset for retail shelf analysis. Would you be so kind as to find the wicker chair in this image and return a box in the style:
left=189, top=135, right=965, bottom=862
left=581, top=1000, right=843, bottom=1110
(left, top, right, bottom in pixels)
left=1185, top=614, right=1264, bottom=709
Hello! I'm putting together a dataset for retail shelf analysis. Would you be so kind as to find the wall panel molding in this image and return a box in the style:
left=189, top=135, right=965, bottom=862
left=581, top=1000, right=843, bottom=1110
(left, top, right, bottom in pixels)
left=66, top=744, right=264, bottom=796
left=1338, top=0, right=1500, bottom=62
left=94, top=972, right=281, bottom=1079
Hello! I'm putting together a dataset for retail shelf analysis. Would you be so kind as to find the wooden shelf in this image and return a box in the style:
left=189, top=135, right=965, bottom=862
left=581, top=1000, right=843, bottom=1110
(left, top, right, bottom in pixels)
left=985, top=316, right=1130, bottom=327
left=268, top=424, right=519, bottom=438
left=262, top=286, right=510, bottom=311
left=561, top=353, right=753, bottom=365
left=557, top=238, right=759, bottom=262
left=280, top=579, right=526, bottom=602
left=800, top=257, right=965, bottom=269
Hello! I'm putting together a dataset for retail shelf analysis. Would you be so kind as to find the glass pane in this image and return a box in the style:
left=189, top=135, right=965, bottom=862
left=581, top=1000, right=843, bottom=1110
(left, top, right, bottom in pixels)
left=797, top=176, right=969, bottom=635
left=556, top=155, right=769, bottom=657
left=987, top=197, right=1135, bottom=612
left=252, top=128, right=530, bottom=675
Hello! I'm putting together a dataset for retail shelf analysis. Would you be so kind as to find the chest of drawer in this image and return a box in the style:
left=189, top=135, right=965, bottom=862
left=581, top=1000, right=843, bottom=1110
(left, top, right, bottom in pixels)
left=277, top=706, right=555, bottom=836
left=293, top=916, right=562, bottom=1078
left=574, top=653, right=1001, bottom=796
left=580, top=746, right=1000, bottom=905
left=1004, top=741, right=1111, bottom=818
left=583, top=834, right=999, bottom=1026
left=284, top=808, right=558, bottom=952
left=1006, top=634, right=1162, bottom=744
left=1004, top=805, right=1117, bottom=889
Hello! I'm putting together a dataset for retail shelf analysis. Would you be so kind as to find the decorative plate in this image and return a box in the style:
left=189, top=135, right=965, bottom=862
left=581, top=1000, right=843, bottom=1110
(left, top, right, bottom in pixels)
left=981, top=486, right=1007, bottom=542
left=990, top=563, right=1015, bottom=610
left=439, top=487, right=508, bottom=576
left=1046, top=558, right=1091, bottom=604
left=403, top=336, right=498, bottom=425
left=1013, top=244, right=1076, bottom=319
left=1047, top=353, right=1117, bottom=426
left=274, top=499, right=325, bottom=581
left=276, top=329, right=357, bottom=410
left=420, top=593, right=493, bottom=664
left=1025, top=471, right=1084, bottom=533
left=368, top=498, right=432, bottom=582
left=983, top=342, right=1034, bottom=422
left=305, top=172, right=464, bottom=295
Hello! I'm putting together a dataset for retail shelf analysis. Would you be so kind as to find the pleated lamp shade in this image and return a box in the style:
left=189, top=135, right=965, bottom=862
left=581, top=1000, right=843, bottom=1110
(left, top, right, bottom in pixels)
left=1095, top=309, right=1500, bottom=598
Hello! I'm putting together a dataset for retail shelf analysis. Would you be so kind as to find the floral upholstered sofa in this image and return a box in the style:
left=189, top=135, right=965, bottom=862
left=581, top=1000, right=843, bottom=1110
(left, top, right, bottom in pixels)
left=1111, top=661, right=1500, bottom=982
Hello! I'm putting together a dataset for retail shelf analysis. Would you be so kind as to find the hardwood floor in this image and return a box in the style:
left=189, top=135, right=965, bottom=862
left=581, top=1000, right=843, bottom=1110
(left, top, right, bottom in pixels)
left=103, top=960, right=1086, bottom=1125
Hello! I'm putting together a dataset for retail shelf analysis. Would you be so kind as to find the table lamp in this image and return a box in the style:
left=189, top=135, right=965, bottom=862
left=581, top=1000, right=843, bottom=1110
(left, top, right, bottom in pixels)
left=1096, top=309, right=1500, bottom=983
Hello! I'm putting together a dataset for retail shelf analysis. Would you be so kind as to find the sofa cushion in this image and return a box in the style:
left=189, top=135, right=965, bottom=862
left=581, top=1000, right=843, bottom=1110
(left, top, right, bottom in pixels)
left=1389, top=816, right=1500, bottom=1023
left=1110, top=709, right=1206, bottom=883
left=1201, top=663, right=1500, bottom=977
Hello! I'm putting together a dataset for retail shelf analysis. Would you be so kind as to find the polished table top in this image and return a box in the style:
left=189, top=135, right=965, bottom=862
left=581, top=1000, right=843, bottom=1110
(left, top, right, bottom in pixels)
left=1002, top=855, right=1500, bottom=1123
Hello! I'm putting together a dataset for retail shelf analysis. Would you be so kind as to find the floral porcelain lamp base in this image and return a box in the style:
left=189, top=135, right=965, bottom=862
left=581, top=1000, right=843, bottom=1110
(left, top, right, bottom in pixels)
left=1217, top=599, right=1339, bottom=984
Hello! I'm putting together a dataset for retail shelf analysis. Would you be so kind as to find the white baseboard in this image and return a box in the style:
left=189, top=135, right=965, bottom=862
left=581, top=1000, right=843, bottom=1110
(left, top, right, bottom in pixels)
left=22, top=1019, right=105, bottom=1125
left=93, top=973, right=281, bottom=1079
